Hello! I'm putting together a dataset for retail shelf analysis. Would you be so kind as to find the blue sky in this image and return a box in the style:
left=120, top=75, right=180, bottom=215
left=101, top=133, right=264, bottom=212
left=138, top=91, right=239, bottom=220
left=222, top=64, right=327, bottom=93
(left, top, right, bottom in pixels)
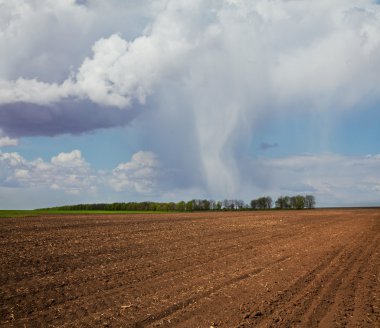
left=1, top=0, right=380, bottom=209
left=253, top=104, right=380, bottom=157
left=14, top=127, right=140, bottom=169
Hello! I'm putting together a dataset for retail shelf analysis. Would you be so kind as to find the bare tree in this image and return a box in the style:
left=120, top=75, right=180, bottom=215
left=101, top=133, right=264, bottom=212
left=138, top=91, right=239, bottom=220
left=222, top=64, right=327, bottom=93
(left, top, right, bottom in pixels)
left=305, top=195, right=316, bottom=209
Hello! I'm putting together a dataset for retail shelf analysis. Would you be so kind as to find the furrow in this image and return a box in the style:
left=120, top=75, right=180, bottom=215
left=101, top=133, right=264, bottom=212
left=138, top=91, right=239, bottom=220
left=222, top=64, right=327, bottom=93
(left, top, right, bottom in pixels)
left=303, top=231, right=379, bottom=327
left=237, top=230, right=368, bottom=327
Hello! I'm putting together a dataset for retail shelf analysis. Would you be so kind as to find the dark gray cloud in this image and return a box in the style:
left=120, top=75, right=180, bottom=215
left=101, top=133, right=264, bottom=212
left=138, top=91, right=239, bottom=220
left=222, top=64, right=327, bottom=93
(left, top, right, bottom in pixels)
left=260, top=142, right=279, bottom=151
left=0, top=100, right=140, bottom=137
left=75, top=0, right=87, bottom=5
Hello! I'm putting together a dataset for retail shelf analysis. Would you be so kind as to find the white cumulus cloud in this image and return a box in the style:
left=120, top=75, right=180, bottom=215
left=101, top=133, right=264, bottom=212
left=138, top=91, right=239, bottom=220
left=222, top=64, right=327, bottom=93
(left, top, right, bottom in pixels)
left=0, top=149, right=161, bottom=197
left=248, top=153, right=380, bottom=206
left=0, top=149, right=93, bottom=194
left=109, top=151, right=160, bottom=193
left=51, top=149, right=87, bottom=167
left=0, top=130, right=18, bottom=147
left=0, top=0, right=197, bottom=108
left=1, top=149, right=380, bottom=207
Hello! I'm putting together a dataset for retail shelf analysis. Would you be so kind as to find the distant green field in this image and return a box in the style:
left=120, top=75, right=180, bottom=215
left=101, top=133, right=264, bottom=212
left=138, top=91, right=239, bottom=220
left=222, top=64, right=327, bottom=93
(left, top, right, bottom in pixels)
left=0, top=210, right=169, bottom=218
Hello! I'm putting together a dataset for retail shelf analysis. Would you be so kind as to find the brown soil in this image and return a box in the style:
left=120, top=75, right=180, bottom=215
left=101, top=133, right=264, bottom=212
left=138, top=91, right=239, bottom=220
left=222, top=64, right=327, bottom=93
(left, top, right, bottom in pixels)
left=1, top=209, right=379, bottom=327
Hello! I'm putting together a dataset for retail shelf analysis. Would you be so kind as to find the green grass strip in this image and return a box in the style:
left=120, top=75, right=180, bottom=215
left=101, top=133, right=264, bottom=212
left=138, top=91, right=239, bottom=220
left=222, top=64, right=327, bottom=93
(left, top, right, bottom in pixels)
left=0, top=210, right=171, bottom=218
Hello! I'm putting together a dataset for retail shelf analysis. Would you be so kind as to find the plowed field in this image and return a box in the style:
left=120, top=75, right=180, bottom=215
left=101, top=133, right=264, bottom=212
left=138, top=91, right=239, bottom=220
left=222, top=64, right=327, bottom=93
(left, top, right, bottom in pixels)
left=1, top=209, right=379, bottom=327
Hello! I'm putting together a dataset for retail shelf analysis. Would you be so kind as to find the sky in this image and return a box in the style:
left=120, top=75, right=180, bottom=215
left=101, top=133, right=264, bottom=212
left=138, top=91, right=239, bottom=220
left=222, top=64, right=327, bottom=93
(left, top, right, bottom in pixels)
left=1, top=0, right=380, bottom=209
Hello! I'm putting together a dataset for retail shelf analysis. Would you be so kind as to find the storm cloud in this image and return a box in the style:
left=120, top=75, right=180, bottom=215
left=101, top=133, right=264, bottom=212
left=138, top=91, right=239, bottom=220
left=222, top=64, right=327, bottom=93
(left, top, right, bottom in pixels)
left=1, top=0, right=380, bottom=204
left=0, top=100, right=140, bottom=137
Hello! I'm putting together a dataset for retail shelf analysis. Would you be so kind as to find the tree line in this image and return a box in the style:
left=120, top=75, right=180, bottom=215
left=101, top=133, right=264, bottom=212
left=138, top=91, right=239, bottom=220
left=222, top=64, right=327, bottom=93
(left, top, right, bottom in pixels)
left=251, top=195, right=315, bottom=210
left=44, top=195, right=315, bottom=212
